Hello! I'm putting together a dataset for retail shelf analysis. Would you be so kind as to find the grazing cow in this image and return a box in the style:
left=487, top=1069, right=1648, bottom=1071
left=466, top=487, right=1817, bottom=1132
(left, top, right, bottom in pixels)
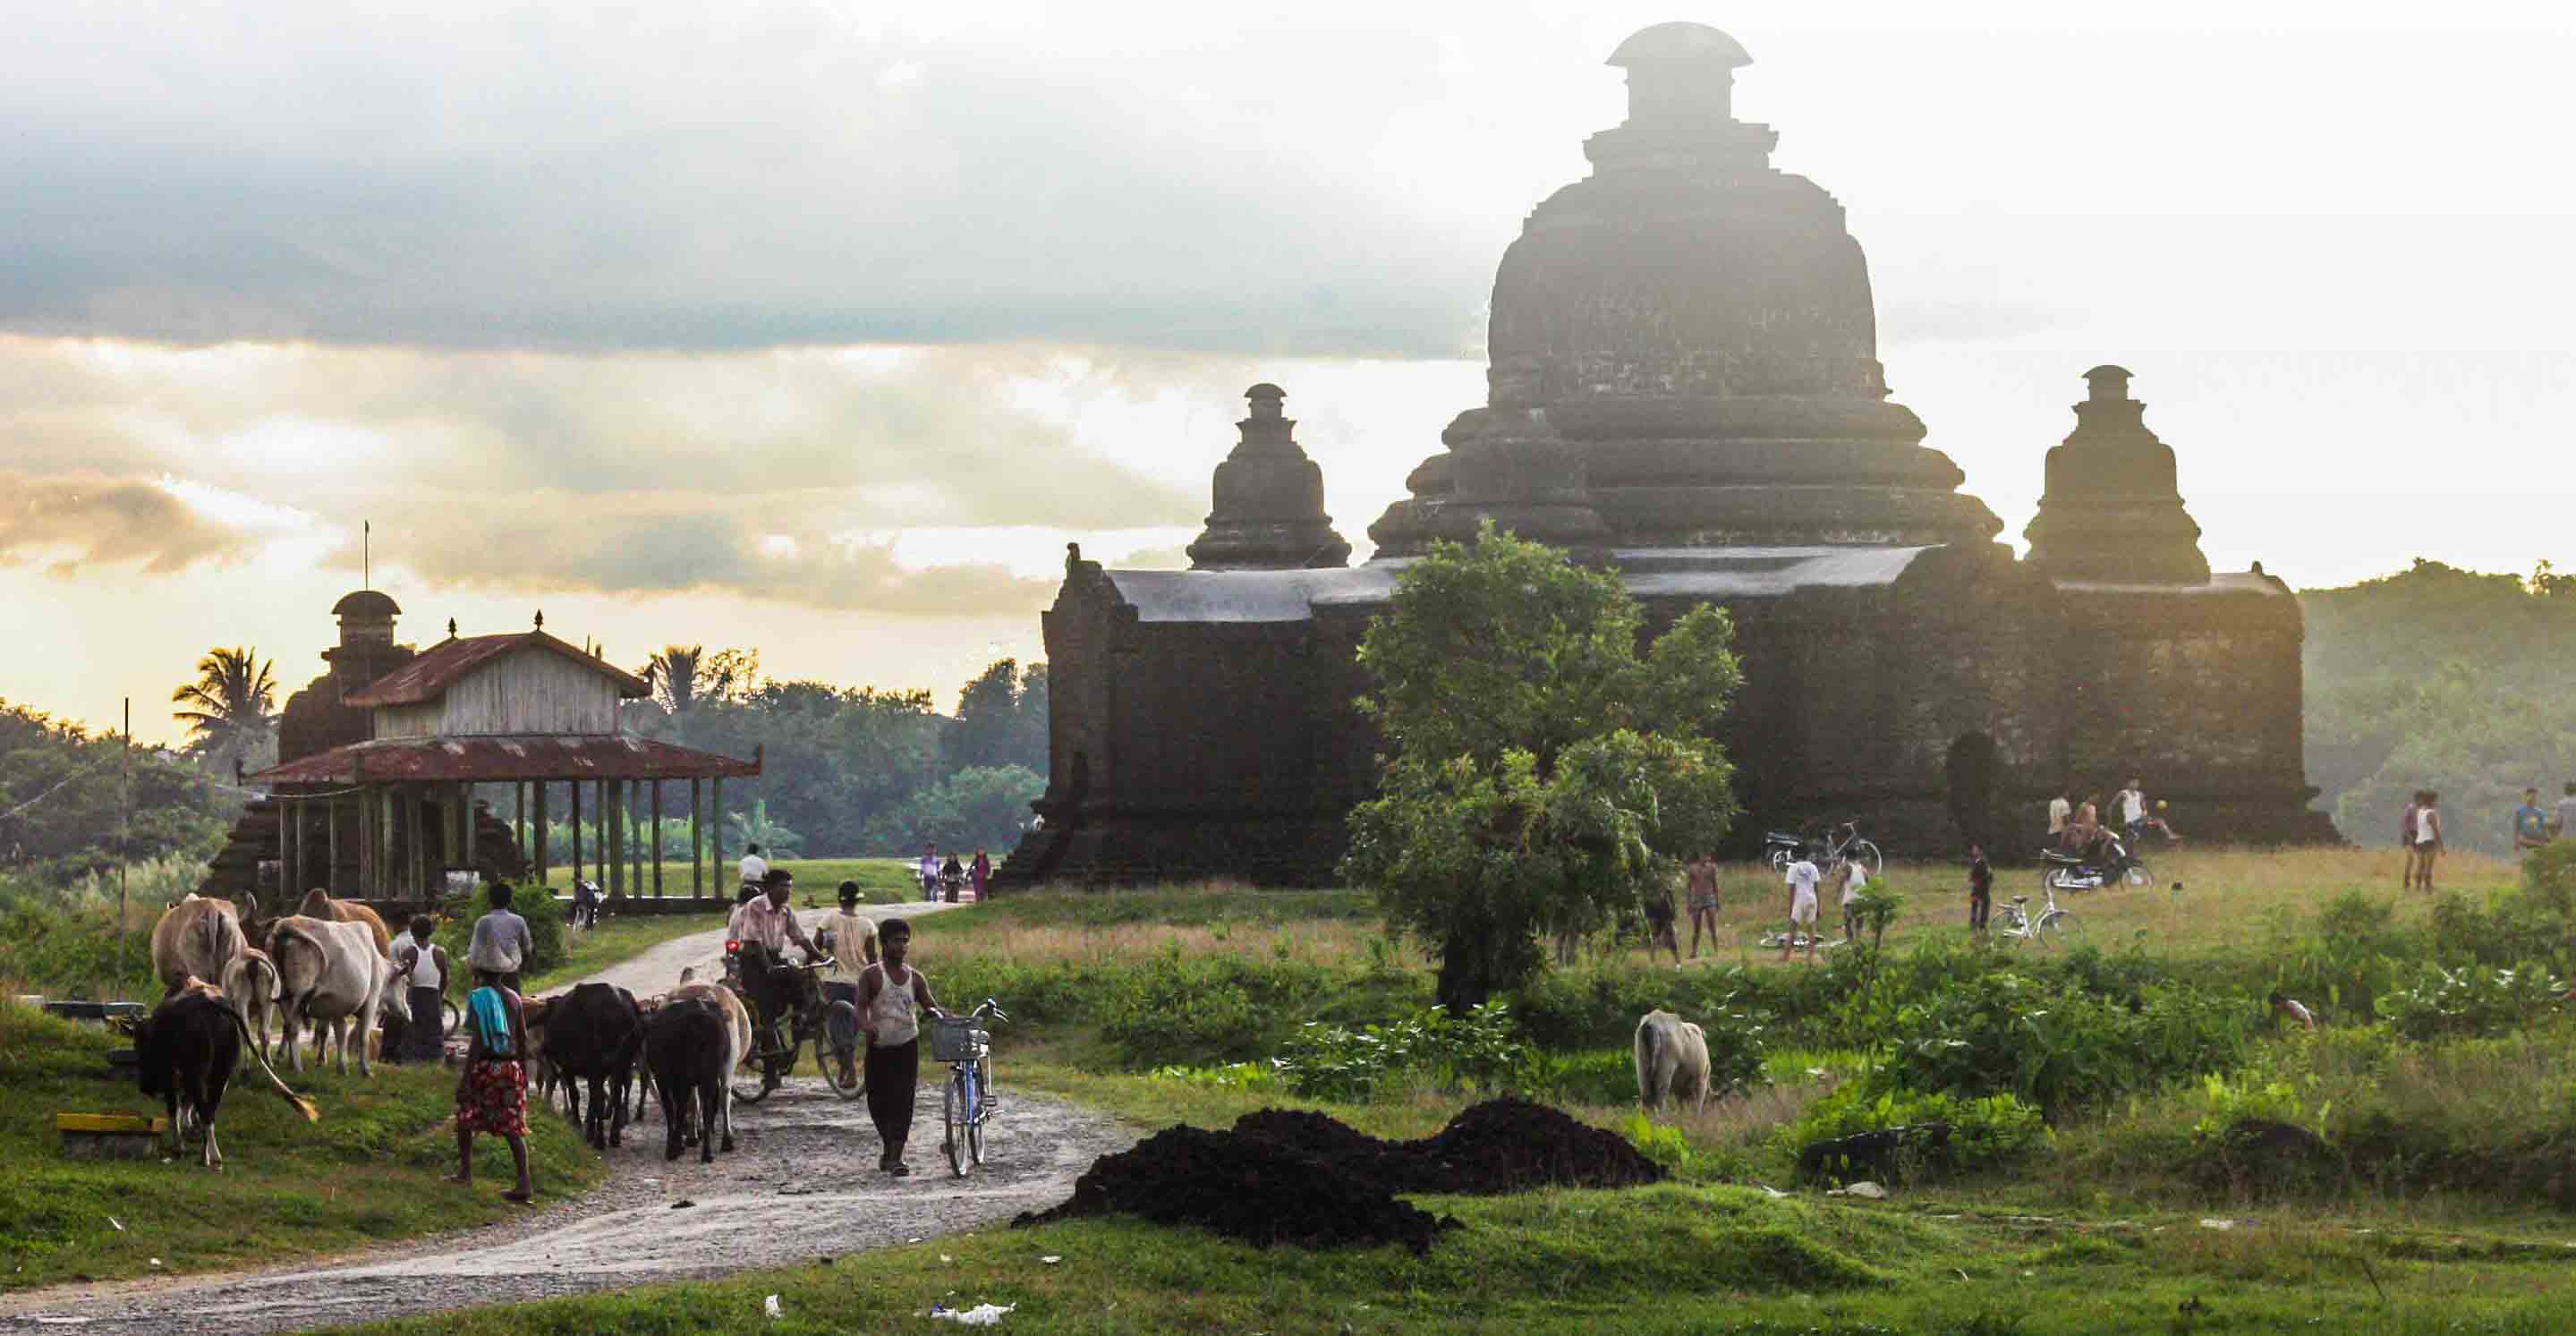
left=295, top=889, right=394, bottom=958
left=541, top=983, right=644, bottom=1150
left=645, top=998, right=733, bottom=1162
left=269, top=915, right=410, bottom=1076
left=134, top=983, right=320, bottom=1170
left=217, top=947, right=282, bottom=1061
left=662, top=978, right=751, bottom=1152
left=523, top=994, right=565, bottom=1113
left=1633, top=1009, right=1713, bottom=1114
left=149, top=895, right=251, bottom=999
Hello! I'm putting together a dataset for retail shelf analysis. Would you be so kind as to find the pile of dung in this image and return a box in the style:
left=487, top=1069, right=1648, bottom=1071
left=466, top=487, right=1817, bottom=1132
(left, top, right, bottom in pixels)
left=1011, top=1124, right=1458, bottom=1255
left=1237, top=1097, right=1665, bottom=1195
left=1015, top=1099, right=1662, bottom=1254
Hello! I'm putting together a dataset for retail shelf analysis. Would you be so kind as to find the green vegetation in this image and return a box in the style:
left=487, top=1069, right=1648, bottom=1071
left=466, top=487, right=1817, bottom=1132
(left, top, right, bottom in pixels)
left=2304, top=557, right=2576, bottom=852
left=0, top=1000, right=604, bottom=1289
left=0, top=701, right=235, bottom=889
left=1343, top=525, right=1741, bottom=1012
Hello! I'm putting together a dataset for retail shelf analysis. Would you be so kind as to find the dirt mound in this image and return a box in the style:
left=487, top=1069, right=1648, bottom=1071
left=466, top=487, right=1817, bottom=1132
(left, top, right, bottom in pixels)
left=1012, top=1125, right=1458, bottom=1255
left=1398, top=1097, right=1667, bottom=1194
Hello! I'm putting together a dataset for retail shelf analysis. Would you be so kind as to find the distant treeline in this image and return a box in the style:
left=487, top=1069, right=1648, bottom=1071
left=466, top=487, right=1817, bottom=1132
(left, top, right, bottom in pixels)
left=2303, top=558, right=2576, bottom=855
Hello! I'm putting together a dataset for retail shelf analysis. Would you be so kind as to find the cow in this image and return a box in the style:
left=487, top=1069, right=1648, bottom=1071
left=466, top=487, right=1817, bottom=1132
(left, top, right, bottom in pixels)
left=540, top=983, right=644, bottom=1150
left=662, top=978, right=751, bottom=1152
left=295, top=889, right=394, bottom=959
left=149, top=895, right=251, bottom=999
left=134, top=982, right=320, bottom=1170
left=1633, top=1008, right=1713, bottom=1115
left=268, top=915, right=411, bottom=1076
left=645, top=998, right=733, bottom=1162
left=217, top=947, right=282, bottom=1061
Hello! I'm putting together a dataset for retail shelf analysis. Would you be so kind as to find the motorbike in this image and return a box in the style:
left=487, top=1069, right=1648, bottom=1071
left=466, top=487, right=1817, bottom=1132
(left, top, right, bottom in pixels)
left=2038, top=836, right=2149, bottom=893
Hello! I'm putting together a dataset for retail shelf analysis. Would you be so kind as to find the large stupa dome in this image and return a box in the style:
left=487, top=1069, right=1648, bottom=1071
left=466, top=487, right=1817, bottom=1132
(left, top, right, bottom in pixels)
left=1369, top=24, right=2001, bottom=555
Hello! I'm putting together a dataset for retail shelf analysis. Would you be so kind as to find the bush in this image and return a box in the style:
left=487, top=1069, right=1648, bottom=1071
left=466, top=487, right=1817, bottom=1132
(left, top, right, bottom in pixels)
left=1094, top=941, right=1327, bottom=1068
left=1784, top=1085, right=2048, bottom=1174
left=1877, top=971, right=2254, bottom=1117
left=2377, top=961, right=2566, bottom=1041
left=1272, top=1002, right=1536, bottom=1102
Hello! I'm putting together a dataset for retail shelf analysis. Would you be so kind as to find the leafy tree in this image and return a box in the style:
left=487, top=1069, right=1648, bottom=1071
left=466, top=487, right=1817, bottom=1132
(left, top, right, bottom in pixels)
left=944, top=658, right=1050, bottom=774
left=645, top=644, right=707, bottom=716
left=170, top=646, right=278, bottom=774
left=874, top=765, right=1044, bottom=855
left=1339, top=525, right=1742, bottom=1014
left=0, top=701, right=232, bottom=885
left=726, top=799, right=803, bottom=859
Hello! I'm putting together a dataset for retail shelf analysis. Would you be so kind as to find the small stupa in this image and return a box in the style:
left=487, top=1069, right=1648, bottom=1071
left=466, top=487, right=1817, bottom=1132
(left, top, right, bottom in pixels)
left=1185, top=384, right=1352, bottom=570
left=2022, top=366, right=2211, bottom=583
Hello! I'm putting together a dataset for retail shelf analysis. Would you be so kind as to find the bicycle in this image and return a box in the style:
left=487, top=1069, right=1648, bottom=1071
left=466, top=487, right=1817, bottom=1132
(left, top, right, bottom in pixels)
left=931, top=999, right=1007, bottom=1179
left=1765, top=821, right=1883, bottom=878
left=725, top=943, right=864, bottom=1105
left=1990, top=883, right=2080, bottom=949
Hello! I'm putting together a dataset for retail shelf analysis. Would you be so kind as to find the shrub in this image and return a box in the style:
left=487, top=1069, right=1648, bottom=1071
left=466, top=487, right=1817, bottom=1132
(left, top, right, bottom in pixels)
left=1877, top=971, right=2254, bottom=1117
left=1272, top=1002, right=1537, bottom=1102
left=2377, top=961, right=2566, bottom=1041
left=1784, top=1085, right=2048, bottom=1174
left=1095, top=941, right=1328, bottom=1067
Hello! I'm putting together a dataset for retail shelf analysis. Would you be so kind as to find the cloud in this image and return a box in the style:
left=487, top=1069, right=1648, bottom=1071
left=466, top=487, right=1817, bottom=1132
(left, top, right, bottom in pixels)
left=0, top=472, right=257, bottom=574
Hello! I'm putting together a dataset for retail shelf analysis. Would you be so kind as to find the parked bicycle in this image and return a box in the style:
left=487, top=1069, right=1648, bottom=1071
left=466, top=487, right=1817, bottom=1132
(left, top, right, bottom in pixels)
left=931, top=998, right=1007, bottom=1179
left=1991, top=883, right=2080, bottom=949
left=1764, top=821, right=1883, bottom=878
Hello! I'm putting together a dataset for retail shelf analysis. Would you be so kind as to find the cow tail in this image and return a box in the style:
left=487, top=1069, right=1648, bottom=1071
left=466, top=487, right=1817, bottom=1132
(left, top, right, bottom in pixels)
left=274, top=923, right=327, bottom=1020
left=1633, top=1017, right=1661, bottom=1110
left=213, top=1000, right=321, bottom=1123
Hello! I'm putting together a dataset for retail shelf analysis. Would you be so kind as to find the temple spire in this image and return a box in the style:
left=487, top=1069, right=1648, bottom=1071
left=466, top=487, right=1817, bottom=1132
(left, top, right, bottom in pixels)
left=1186, top=384, right=1352, bottom=571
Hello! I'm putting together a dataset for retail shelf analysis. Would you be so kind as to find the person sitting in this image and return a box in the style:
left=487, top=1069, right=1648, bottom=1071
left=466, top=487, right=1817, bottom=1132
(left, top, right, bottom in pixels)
left=736, top=842, right=769, bottom=905
left=571, top=878, right=602, bottom=929
left=729, top=869, right=820, bottom=1089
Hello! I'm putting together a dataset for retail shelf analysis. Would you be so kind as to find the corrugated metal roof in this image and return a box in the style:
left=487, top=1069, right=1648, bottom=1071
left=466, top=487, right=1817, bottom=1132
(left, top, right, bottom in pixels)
left=245, top=734, right=758, bottom=785
left=344, top=631, right=650, bottom=706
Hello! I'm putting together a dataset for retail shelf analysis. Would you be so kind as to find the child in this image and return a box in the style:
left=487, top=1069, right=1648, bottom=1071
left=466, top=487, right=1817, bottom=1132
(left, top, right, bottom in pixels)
left=1835, top=856, right=1872, bottom=944
left=1781, top=849, right=1821, bottom=965
left=1685, top=853, right=1723, bottom=959
left=451, top=968, right=533, bottom=1204
left=1967, top=844, right=1993, bottom=933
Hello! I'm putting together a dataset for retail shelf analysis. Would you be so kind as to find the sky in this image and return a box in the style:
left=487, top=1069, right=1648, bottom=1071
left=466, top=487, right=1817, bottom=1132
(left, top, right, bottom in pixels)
left=5, top=1, right=2573, bottom=745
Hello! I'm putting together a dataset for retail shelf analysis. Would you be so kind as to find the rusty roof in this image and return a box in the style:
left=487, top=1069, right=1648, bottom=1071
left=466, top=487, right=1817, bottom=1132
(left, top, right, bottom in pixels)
left=245, top=734, right=760, bottom=785
left=344, top=631, right=650, bottom=707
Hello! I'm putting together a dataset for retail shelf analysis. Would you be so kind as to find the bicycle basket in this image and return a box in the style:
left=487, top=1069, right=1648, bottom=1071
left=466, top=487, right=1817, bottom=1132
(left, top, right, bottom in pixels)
left=928, top=1015, right=987, bottom=1063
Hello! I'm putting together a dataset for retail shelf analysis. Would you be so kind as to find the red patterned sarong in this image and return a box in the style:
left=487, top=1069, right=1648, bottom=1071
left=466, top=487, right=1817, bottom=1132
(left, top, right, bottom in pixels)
left=456, top=1058, right=529, bottom=1136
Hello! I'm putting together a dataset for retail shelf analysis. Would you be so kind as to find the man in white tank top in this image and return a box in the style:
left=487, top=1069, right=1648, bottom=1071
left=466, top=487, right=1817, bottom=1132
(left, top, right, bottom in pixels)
left=857, top=918, right=939, bottom=1176
left=393, top=915, right=451, bottom=1064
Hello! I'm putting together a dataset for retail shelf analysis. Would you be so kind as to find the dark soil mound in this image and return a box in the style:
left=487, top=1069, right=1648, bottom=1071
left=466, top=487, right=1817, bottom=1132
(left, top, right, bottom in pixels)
left=1013, top=1125, right=1458, bottom=1254
left=1399, top=1097, right=1667, bottom=1194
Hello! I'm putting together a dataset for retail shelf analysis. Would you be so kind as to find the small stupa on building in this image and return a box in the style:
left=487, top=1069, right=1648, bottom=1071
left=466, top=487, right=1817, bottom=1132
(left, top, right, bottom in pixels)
left=1185, top=384, right=1352, bottom=570
left=2024, top=366, right=2212, bottom=583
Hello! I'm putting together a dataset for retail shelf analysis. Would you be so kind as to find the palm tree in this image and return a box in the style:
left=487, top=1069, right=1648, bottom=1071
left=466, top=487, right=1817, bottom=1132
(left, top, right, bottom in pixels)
left=172, top=646, right=279, bottom=771
left=648, top=644, right=706, bottom=716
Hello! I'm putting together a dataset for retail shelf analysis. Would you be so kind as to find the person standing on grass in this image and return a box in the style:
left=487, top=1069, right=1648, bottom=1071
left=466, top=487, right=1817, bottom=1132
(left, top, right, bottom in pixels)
left=1781, top=848, right=1821, bottom=965
left=2046, top=788, right=2071, bottom=843
left=2555, top=782, right=2576, bottom=841
left=465, top=881, right=532, bottom=997
left=857, top=918, right=939, bottom=1177
left=1832, top=855, right=1871, bottom=944
left=2412, top=791, right=2444, bottom=889
left=970, top=848, right=992, bottom=902
left=818, top=881, right=881, bottom=1089
left=940, top=850, right=965, bottom=904
left=1685, top=852, right=1723, bottom=959
left=2399, top=790, right=2424, bottom=889
left=1967, top=844, right=1993, bottom=933
left=2116, top=778, right=2149, bottom=846
left=392, top=915, right=451, bottom=1065
left=452, top=967, right=533, bottom=1205
left=1640, top=878, right=1681, bottom=966
left=2514, top=787, right=2552, bottom=851
left=917, top=844, right=940, bottom=902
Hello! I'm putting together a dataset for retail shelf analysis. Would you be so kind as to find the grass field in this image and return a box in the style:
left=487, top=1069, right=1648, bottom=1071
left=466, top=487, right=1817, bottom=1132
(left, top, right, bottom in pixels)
left=0, top=1001, right=606, bottom=1290
left=523, top=855, right=921, bottom=900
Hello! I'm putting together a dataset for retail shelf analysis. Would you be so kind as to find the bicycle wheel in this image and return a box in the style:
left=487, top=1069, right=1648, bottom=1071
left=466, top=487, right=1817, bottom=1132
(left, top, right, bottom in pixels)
left=2038, top=910, right=2082, bottom=948
left=944, top=1070, right=972, bottom=1179
left=441, top=999, right=463, bottom=1039
left=1767, top=847, right=1790, bottom=873
left=1850, top=840, right=1883, bottom=879
left=731, top=1025, right=782, bottom=1105
left=816, top=1013, right=864, bottom=1102
left=968, top=1067, right=988, bottom=1166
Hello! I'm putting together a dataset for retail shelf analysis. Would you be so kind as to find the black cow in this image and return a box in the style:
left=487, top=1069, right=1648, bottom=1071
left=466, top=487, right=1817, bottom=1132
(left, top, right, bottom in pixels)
left=136, top=990, right=244, bottom=1170
left=540, top=982, right=643, bottom=1151
left=646, top=998, right=732, bottom=1163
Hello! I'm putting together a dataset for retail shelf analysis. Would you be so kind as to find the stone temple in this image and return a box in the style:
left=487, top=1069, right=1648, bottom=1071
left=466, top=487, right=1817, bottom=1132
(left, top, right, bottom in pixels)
left=998, top=22, right=2335, bottom=887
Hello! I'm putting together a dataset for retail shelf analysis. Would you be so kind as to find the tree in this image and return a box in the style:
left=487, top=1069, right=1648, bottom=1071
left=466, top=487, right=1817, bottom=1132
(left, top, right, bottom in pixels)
left=876, top=765, right=1046, bottom=854
left=170, top=646, right=278, bottom=774
left=944, top=659, right=1050, bottom=775
left=646, top=644, right=707, bottom=716
left=1339, top=525, right=1742, bottom=1013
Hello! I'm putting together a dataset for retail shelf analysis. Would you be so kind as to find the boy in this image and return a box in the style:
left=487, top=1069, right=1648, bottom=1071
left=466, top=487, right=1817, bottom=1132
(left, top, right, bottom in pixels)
left=451, top=967, right=533, bottom=1204
left=1967, top=844, right=1993, bottom=933
left=856, top=917, right=939, bottom=1176
left=1685, top=853, right=1723, bottom=959
left=818, top=881, right=882, bottom=1088
left=1780, top=848, right=1821, bottom=965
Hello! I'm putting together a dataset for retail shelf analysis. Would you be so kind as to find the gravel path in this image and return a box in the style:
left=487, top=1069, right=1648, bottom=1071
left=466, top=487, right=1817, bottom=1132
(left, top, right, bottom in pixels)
left=0, top=903, right=1135, bottom=1334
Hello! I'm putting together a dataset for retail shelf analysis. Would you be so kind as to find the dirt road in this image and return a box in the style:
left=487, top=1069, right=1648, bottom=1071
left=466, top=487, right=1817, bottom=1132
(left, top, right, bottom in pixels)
left=0, top=904, right=1135, bottom=1334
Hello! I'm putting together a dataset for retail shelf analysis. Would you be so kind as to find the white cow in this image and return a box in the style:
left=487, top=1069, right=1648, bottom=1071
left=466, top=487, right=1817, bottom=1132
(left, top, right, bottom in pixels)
left=269, top=915, right=411, bottom=1076
left=1633, top=1008, right=1713, bottom=1114
left=149, top=894, right=249, bottom=998
left=664, top=977, right=751, bottom=1149
left=218, top=947, right=283, bottom=1061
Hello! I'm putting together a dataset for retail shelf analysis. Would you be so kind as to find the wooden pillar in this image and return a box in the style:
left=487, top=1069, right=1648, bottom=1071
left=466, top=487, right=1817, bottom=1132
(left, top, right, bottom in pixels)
left=513, top=782, right=526, bottom=871
left=593, top=780, right=608, bottom=892
left=650, top=780, right=665, bottom=898
left=569, top=780, right=582, bottom=886
left=607, top=779, right=624, bottom=900
left=410, top=787, right=428, bottom=904
left=533, top=781, right=551, bottom=889
left=710, top=777, right=726, bottom=898
left=357, top=790, right=372, bottom=898
left=462, top=784, right=477, bottom=872
left=328, top=796, right=342, bottom=897
left=690, top=778, right=703, bottom=898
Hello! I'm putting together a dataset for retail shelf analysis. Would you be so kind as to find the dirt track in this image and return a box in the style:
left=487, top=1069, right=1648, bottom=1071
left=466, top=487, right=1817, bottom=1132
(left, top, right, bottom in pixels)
left=0, top=904, right=1135, bottom=1334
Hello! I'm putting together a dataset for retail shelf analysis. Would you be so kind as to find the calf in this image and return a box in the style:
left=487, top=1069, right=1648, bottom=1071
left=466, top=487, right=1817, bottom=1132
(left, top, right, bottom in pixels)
left=133, top=984, right=320, bottom=1170
left=1634, top=1008, right=1713, bottom=1114
left=645, top=998, right=733, bottom=1162
left=662, top=979, right=751, bottom=1152
left=540, top=982, right=643, bottom=1150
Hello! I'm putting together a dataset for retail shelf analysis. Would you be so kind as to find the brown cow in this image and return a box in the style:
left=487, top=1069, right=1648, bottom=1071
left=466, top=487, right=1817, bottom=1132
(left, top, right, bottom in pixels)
left=149, top=895, right=251, bottom=999
left=295, top=889, right=393, bottom=959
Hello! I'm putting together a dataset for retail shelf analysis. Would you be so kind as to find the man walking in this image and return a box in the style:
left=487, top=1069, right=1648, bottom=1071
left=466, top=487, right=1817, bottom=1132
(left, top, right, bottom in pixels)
left=857, top=918, right=939, bottom=1177
left=465, top=882, right=532, bottom=997
left=818, top=881, right=881, bottom=1089
left=2513, top=787, right=2552, bottom=852
left=1967, top=844, right=1993, bottom=934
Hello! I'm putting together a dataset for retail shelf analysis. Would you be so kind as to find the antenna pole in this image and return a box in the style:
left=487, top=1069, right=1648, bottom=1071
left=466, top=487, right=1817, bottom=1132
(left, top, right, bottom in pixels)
left=363, top=521, right=371, bottom=589
left=119, top=697, right=131, bottom=999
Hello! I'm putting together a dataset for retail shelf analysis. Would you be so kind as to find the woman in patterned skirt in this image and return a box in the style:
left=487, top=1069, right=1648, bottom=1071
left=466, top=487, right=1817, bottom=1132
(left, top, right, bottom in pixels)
left=451, top=968, right=535, bottom=1204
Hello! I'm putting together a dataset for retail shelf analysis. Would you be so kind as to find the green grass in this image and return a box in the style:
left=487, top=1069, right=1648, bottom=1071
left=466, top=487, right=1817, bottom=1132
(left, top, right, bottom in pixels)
left=524, top=856, right=919, bottom=898
left=0, top=1000, right=606, bottom=1289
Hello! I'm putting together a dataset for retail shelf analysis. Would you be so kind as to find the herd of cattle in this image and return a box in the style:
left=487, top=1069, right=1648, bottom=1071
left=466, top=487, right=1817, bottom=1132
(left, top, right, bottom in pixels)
left=128, top=891, right=767, bottom=1171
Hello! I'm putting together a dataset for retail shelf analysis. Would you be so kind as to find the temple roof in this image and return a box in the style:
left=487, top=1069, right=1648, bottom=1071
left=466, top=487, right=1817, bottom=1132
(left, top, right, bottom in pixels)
left=331, top=590, right=401, bottom=617
left=344, top=630, right=650, bottom=706
left=1608, top=22, right=1751, bottom=69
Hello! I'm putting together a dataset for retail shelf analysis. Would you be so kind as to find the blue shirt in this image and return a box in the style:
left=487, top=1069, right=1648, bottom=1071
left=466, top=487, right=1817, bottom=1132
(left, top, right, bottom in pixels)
left=2515, top=804, right=2549, bottom=842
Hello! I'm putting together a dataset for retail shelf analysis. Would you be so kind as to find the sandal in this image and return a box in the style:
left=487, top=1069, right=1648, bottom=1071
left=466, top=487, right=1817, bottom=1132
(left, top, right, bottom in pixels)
left=890, top=1162, right=912, bottom=1178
